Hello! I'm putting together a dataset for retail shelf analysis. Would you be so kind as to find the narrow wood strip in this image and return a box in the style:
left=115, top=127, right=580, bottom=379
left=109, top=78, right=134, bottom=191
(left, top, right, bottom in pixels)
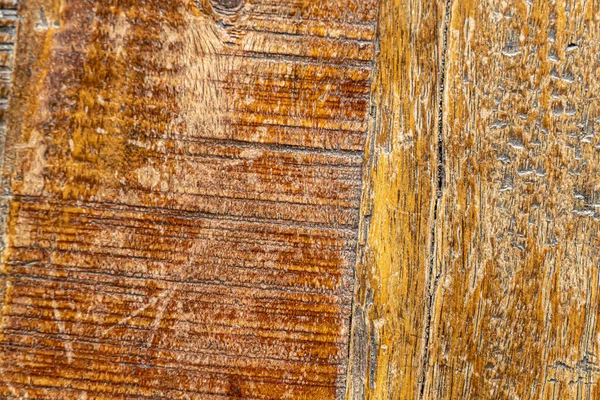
left=345, top=0, right=447, bottom=398
left=0, top=0, right=18, bottom=315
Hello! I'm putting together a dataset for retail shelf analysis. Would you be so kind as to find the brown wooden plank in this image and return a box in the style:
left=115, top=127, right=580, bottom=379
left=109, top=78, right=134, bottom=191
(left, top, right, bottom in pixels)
left=0, top=0, right=377, bottom=398
left=425, top=0, right=600, bottom=398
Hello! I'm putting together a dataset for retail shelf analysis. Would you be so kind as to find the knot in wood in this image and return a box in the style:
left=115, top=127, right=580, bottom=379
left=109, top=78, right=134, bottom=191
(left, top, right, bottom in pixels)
left=210, top=0, right=244, bottom=16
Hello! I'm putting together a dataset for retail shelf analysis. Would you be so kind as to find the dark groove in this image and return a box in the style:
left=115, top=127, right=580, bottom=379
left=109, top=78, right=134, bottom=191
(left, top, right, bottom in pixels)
left=419, top=0, right=451, bottom=398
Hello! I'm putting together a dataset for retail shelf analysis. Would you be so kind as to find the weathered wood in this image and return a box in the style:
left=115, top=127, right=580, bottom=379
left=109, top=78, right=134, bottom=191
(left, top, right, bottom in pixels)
left=3, top=0, right=600, bottom=398
left=0, top=0, right=18, bottom=324
left=0, top=0, right=377, bottom=397
left=345, top=0, right=446, bottom=398
left=348, top=0, right=600, bottom=399
left=426, top=1, right=600, bottom=398
left=0, top=0, right=17, bottom=126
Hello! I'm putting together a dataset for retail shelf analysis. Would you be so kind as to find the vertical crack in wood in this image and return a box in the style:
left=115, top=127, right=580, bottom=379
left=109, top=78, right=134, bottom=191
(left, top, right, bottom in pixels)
left=346, top=0, right=446, bottom=397
left=419, top=0, right=451, bottom=397
left=344, top=14, right=382, bottom=397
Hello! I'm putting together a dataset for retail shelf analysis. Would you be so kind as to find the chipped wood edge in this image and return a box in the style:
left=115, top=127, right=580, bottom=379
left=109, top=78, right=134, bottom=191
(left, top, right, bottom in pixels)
left=0, top=0, right=19, bottom=313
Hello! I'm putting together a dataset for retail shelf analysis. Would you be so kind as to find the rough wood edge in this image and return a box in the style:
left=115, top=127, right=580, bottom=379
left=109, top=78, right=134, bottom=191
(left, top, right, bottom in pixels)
left=0, top=0, right=19, bottom=312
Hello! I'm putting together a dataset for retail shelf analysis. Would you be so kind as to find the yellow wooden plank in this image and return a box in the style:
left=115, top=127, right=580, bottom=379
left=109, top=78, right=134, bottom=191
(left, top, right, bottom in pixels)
left=348, top=0, right=600, bottom=399
left=345, top=0, right=448, bottom=398
left=426, top=0, right=600, bottom=398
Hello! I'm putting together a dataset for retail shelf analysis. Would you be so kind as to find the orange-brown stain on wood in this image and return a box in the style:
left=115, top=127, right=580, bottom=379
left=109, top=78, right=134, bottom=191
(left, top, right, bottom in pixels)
left=0, top=0, right=377, bottom=398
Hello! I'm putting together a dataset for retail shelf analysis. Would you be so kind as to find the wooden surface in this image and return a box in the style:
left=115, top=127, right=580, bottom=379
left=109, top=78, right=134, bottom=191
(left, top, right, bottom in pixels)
left=430, top=1, right=600, bottom=398
left=0, top=0, right=376, bottom=398
left=345, top=0, right=445, bottom=398
left=2, top=0, right=600, bottom=399
left=347, top=0, right=600, bottom=399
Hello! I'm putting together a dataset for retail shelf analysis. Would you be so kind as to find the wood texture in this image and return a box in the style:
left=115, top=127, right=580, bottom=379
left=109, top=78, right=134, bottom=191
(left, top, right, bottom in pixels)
left=347, top=0, right=600, bottom=399
left=0, top=0, right=377, bottom=398
left=0, top=0, right=17, bottom=133
left=345, top=0, right=445, bottom=398
left=428, top=1, right=600, bottom=398
left=3, top=0, right=600, bottom=398
left=0, top=0, right=18, bottom=261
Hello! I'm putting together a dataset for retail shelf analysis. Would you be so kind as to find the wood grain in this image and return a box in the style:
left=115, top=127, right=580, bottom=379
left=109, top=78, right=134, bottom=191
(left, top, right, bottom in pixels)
left=0, top=0, right=17, bottom=133
left=345, top=0, right=446, bottom=398
left=427, top=1, right=600, bottom=398
left=3, top=0, right=600, bottom=398
left=347, top=0, right=600, bottom=399
left=0, top=0, right=377, bottom=398
left=0, top=0, right=18, bottom=325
